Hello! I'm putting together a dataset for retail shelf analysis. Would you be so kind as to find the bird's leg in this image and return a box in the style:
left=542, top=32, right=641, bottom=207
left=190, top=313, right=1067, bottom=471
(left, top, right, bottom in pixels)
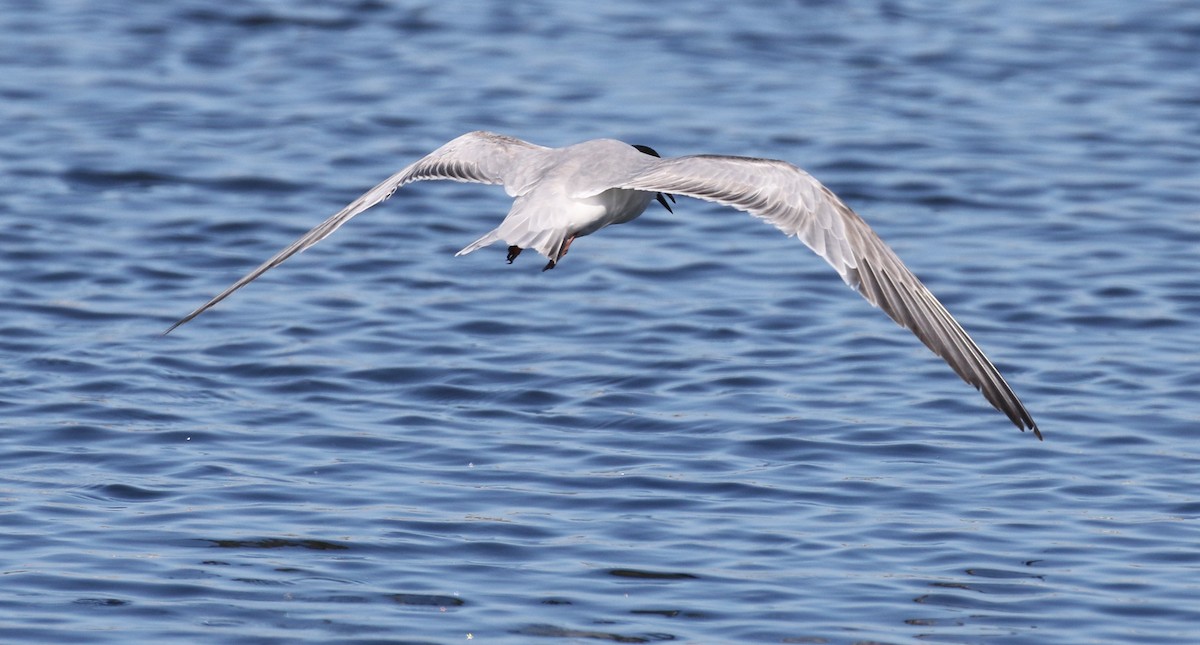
left=542, top=235, right=575, bottom=272
left=506, top=245, right=523, bottom=264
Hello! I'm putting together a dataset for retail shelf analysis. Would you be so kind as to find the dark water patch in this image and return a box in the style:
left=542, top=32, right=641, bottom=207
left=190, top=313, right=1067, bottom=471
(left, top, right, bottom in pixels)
left=380, top=413, right=447, bottom=429
left=1167, top=501, right=1200, bottom=516
left=512, top=623, right=672, bottom=643
left=408, top=383, right=486, bottom=404
left=15, top=302, right=138, bottom=323
left=912, top=591, right=1032, bottom=612
left=390, top=593, right=465, bottom=607
left=284, top=431, right=409, bottom=454
left=205, top=175, right=306, bottom=195
left=347, top=365, right=440, bottom=384
left=270, top=377, right=358, bottom=396
left=494, top=387, right=568, bottom=407
left=223, top=361, right=337, bottom=380
left=63, top=167, right=183, bottom=189
left=80, top=483, right=172, bottom=502
left=966, top=567, right=1046, bottom=580
left=230, top=577, right=293, bottom=586
left=206, top=538, right=351, bottom=551
left=83, top=405, right=190, bottom=426
left=73, top=597, right=131, bottom=607
left=607, top=569, right=699, bottom=581
left=452, top=319, right=534, bottom=336
left=178, top=7, right=364, bottom=31
left=629, top=608, right=694, bottom=619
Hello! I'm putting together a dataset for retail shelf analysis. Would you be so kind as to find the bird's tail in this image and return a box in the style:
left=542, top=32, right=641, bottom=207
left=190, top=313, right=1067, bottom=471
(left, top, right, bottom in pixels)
left=455, top=229, right=502, bottom=256
left=456, top=227, right=567, bottom=261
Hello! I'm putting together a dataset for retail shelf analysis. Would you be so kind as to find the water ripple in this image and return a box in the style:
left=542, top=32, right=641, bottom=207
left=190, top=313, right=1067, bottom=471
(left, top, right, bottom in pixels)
left=2, top=1, right=1199, bottom=643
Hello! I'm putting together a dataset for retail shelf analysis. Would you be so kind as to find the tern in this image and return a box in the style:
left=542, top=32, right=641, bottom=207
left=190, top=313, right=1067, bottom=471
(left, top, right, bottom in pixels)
left=166, top=131, right=1040, bottom=438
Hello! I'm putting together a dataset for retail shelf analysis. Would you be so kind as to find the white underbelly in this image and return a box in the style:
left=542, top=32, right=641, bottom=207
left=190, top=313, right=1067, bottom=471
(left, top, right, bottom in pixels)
left=572, top=188, right=654, bottom=237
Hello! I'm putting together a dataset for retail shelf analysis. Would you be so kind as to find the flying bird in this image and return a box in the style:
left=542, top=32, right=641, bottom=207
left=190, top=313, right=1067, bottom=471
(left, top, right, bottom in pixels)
left=166, top=131, right=1040, bottom=438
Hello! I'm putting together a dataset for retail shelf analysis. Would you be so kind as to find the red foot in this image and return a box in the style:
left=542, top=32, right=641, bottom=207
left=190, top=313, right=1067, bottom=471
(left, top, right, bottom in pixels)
left=543, top=235, right=575, bottom=271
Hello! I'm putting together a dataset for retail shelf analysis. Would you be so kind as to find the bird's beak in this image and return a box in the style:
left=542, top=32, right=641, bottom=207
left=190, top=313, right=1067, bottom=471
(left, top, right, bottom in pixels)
left=657, top=192, right=676, bottom=213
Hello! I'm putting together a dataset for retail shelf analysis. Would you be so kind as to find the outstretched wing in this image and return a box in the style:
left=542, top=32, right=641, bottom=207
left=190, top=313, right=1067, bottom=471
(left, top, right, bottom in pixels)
left=164, top=131, right=545, bottom=333
left=615, top=154, right=1040, bottom=438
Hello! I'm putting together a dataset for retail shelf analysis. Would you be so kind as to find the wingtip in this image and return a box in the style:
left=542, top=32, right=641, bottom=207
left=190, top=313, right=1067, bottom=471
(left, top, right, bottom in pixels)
left=1019, top=409, right=1042, bottom=441
left=162, top=309, right=201, bottom=336
left=1012, top=411, right=1042, bottom=441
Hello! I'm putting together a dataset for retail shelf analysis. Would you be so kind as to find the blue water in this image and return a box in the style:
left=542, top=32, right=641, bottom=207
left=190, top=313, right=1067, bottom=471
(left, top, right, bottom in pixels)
left=2, top=1, right=1198, bottom=643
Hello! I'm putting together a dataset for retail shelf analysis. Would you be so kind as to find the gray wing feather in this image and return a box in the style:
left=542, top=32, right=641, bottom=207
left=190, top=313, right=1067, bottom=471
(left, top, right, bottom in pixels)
left=164, top=131, right=543, bottom=333
left=616, top=154, right=1040, bottom=438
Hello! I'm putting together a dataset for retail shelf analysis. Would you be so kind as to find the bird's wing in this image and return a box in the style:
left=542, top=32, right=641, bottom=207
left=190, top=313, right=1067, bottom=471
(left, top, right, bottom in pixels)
left=613, top=154, right=1040, bottom=438
left=164, top=131, right=545, bottom=333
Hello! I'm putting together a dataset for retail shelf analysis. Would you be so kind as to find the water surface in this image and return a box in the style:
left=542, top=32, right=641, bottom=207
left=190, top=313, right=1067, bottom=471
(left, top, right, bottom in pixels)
left=2, top=2, right=1198, bottom=643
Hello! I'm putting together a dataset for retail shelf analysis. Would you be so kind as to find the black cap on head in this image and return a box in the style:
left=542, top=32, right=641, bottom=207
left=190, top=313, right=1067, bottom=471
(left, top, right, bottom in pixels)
left=631, top=144, right=661, bottom=158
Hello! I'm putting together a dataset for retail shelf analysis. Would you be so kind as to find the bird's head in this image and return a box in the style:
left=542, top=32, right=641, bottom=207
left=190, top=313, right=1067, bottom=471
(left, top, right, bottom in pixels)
left=631, top=144, right=676, bottom=213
